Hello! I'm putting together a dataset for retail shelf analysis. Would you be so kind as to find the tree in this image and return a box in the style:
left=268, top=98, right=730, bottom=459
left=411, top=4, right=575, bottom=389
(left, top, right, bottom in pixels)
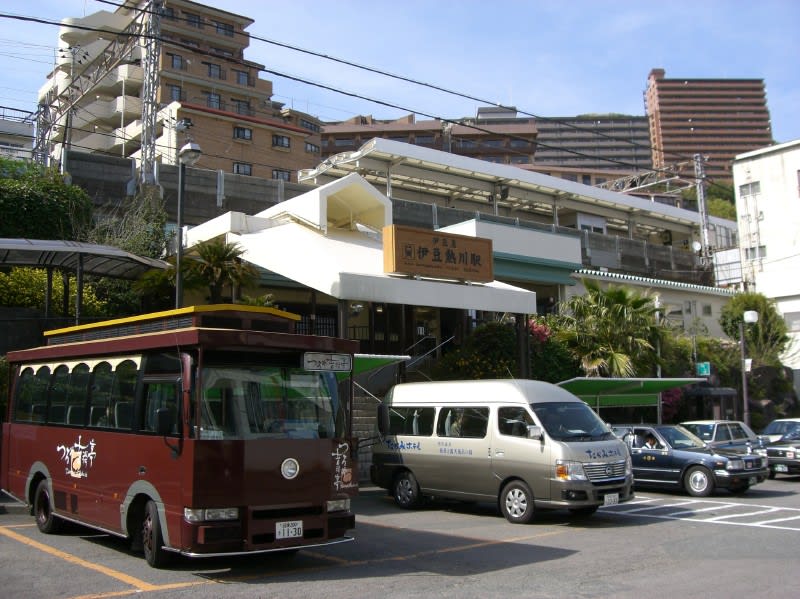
left=87, top=189, right=171, bottom=315
left=184, top=238, right=258, bottom=304
left=0, top=157, right=92, bottom=240
left=719, top=292, right=790, bottom=367
left=681, top=182, right=736, bottom=220
left=0, top=267, right=107, bottom=316
left=554, top=280, right=664, bottom=377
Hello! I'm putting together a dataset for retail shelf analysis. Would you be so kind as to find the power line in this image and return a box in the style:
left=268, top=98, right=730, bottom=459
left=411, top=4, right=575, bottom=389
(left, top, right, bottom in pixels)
left=0, top=7, right=730, bottom=192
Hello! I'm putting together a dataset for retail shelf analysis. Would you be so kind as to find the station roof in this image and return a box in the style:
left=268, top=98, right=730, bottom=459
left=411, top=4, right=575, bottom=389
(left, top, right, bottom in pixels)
left=299, top=138, right=736, bottom=237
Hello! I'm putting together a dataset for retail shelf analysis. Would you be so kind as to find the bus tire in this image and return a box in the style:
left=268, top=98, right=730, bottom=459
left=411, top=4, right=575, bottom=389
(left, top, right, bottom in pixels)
left=393, top=470, right=422, bottom=509
left=500, top=480, right=535, bottom=524
left=34, top=479, right=62, bottom=534
left=142, top=500, right=171, bottom=568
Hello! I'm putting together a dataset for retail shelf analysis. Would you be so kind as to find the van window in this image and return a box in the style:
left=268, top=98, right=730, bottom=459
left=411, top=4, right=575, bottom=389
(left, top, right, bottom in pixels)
left=437, top=407, right=489, bottom=438
left=498, top=407, right=534, bottom=437
left=532, top=401, right=611, bottom=441
left=387, top=407, right=434, bottom=436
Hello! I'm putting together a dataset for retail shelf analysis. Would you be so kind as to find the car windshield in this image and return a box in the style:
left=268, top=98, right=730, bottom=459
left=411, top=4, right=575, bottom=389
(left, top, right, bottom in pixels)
left=682, top=422, right=714, bottom=441
left=656, top=425, right=706, bottom=449
left=531, top=401, right=614, bottom=441
left=763, top=420, right=800, bottom=437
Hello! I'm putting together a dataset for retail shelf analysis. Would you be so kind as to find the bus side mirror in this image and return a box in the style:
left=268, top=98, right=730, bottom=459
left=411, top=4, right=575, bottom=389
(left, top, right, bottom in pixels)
left=377, top=403, right=390, bottom=435
left=527, top=425, right=544, bottom=440
left=155, top=407, right=173, bottom=436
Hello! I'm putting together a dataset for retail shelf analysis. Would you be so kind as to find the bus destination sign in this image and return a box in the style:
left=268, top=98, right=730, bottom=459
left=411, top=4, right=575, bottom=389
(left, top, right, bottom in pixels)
left=303, top=352, right=353, bottom=372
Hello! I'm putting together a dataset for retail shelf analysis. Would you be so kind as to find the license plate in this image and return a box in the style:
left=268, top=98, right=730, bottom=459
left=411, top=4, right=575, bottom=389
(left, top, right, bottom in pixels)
left=603, top=493, right=619, bottom=506
left=775, top=464, right=788, bottom=473
left=276, top=520, right=303, bottom=539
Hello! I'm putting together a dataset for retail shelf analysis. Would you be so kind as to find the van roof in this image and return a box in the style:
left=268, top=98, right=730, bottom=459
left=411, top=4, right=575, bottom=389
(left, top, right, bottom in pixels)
left=387, top=379, right=581, bottom=405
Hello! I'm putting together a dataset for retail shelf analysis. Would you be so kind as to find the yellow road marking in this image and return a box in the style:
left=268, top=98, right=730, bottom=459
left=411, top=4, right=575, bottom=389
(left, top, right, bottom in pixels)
left=0, top=525, right=176, bottom=592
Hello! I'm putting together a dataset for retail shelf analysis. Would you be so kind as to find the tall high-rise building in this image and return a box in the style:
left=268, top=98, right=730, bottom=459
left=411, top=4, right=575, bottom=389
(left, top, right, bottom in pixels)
left=37, top=0, right=321, bottom=181
left=644, top=68, right=773, bottom=182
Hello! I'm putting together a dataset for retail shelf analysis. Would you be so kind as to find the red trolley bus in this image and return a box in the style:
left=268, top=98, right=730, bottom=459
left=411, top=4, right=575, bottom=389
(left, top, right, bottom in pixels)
left=1, top=305, right=360, bottom=567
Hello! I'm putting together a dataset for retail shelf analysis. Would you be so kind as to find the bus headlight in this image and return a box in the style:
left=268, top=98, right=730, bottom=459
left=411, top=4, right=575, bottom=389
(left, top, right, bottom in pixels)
left=184, top=507, right=239, bottom=522
left=555, top=459, right=588, bottom=481
left=326, top=498, right=351, bottom=512
left=281, top=458, right=300, bottom=480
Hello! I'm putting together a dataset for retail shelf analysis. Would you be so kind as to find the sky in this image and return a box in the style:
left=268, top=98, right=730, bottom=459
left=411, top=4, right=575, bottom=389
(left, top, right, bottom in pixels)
left=1, top=0, right=798, bottom=146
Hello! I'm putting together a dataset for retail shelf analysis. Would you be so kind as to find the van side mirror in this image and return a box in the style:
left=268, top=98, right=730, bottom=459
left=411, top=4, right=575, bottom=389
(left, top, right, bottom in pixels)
left=527, top=425, right=544, bottom=440
left=377, top=403, right=390, bottom=435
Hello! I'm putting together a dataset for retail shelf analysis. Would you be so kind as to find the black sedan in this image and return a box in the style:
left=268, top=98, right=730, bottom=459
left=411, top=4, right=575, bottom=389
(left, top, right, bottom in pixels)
left=611, top=424, right=769, bottom=497
left=766, top=427, right=800, bottom=479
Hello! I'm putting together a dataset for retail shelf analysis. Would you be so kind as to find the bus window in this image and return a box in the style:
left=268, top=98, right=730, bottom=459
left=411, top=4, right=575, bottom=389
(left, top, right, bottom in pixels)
left=111, top=360, right=139, bottom=431
left=65, top=363, right=90, bottom=426
left=49, top=365, right=70, bottom=424
left=90, top=362, right=114, bottom=427
left=13, top=366, right=49, bottom=423
left=143, top=381, right=179, bottom=434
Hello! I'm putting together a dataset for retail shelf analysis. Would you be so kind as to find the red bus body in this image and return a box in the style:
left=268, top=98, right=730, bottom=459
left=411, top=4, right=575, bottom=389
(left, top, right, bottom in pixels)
left=1, top=305, right=359, bottom=566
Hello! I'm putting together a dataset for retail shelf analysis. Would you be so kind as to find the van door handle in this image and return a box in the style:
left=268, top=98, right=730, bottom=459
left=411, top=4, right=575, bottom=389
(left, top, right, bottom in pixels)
left=494, top=448, right=504, bottom=457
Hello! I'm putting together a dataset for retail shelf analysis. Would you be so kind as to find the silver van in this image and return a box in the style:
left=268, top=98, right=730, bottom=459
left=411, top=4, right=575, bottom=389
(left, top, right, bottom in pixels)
left=371, top=379, right=633, bottom=523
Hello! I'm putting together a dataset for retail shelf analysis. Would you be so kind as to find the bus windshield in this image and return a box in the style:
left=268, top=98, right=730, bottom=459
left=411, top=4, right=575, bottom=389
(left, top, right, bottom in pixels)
left=198, top=364, right=344, bottom=440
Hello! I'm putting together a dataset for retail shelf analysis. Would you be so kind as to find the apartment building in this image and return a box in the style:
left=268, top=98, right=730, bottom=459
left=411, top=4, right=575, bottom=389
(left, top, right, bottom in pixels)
left=321, top=107, right=538, bottom=166
left=645, top=68, right=773, bottom=182
left=732, top=140, right=800, bottom=390
left=0, top=106, right=35, bottom=160
left=38, top=0, right=321, bottom=181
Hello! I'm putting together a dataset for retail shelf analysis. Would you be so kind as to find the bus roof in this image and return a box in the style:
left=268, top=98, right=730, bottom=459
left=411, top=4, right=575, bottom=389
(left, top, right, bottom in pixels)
left=44, top=304, right=301, bottom=346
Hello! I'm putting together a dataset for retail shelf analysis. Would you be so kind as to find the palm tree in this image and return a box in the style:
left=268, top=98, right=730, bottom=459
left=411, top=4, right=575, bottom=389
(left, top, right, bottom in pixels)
left=185, top=238, right=258, bottom=304
left=555, top=279, right=664, bottom=377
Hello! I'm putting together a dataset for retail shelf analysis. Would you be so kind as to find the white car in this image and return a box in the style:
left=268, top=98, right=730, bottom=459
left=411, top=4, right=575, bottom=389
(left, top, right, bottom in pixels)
left=761, top=418, right=800, bottom=443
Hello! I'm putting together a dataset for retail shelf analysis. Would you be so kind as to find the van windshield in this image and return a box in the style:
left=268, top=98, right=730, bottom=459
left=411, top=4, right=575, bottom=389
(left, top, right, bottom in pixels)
left=531, top=402, right=613, bottom=442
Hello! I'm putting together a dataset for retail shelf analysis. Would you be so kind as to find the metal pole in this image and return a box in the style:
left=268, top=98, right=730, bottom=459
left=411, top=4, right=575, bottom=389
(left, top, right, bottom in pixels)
left=740, top=320, right=750, bottom=426
left=175, top=161, right=185, bottom=309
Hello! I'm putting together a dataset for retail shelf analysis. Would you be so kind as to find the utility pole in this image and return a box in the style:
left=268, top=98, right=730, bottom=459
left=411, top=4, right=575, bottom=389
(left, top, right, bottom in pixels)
left=694, top=153, right=712, bottom=266
left=139, top=0, right=163, bottom=187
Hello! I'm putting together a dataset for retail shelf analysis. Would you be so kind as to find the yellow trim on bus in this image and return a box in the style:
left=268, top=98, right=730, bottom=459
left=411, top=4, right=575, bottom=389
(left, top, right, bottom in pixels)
left=44, top=304, right=302, bottom=337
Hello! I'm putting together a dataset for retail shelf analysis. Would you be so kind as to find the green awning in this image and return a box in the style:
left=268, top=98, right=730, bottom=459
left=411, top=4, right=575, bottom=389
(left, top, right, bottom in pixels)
left=557, top=377, right=704, bottom=409
left=336, top=354, right=410, bottom=380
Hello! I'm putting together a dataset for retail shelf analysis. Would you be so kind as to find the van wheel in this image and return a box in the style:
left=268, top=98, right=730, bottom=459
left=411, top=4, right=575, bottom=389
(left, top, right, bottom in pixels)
left=34, top=479, right=62, bottom=534
left=142, top=500, right=171, bottom=568
left=500, top=480, right=535, bottom=524
left=393, top=471, right=421, bottom=509
left=684, top=466, right=714, bottom=497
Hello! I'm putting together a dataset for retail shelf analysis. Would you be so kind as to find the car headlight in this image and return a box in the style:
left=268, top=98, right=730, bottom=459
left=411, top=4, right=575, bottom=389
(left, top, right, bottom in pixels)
left=326, top=498, right=351, bottom=512
left=754, top=448, right=767, bottom=457
left=726, top=459, right=744, bottom=471
left=184, top=507, right=239, bottom=522
left=555, top=459, right=588, bottom=481
left=625, top=455, right=632, bottom=476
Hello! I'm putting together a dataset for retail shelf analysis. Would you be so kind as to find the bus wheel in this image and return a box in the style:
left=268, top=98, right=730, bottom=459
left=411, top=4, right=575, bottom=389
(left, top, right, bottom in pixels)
left=34, top=479, right=62, bottom=534
left=393, top=471, right=421, bottom=509
left=142, top=500, right=171, bottom=568
left=500, top=480, right=535, bottom=524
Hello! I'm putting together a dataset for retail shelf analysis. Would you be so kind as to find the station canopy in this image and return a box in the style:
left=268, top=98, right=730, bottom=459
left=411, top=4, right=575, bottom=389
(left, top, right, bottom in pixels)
left=558, top=377, right=704, bottom=410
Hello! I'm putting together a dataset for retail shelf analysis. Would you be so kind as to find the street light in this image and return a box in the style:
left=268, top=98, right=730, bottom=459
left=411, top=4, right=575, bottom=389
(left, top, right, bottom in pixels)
left=740, top=309, right=759, bottom=426
left=175, top=141, right=202, bottom=309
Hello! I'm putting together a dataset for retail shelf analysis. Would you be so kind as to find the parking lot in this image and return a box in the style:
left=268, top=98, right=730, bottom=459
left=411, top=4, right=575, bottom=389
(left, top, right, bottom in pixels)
left=3, top=477, right=800, bottom=598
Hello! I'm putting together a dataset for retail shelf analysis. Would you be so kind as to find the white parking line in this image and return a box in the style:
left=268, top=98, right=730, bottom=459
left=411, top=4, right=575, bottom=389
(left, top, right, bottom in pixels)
left=705, top=507, right=780, bottom=521
left=754, top=514, right=800, bottom=526
left=619, top=500, right=697, bottom=514
left=666, top=504, right=736, bottom=517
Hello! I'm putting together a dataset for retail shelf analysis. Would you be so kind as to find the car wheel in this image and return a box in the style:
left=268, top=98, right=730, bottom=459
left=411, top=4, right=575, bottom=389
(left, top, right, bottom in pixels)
left=393, top=470, right=422, bottom=509
left=684, top=466, right=714, bottom=497
left=500, top=480, right=535, bottom=524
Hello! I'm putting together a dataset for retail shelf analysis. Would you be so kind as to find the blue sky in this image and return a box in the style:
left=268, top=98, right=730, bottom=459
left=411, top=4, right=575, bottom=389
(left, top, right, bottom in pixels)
left=1, top=0, right=798, bottom=146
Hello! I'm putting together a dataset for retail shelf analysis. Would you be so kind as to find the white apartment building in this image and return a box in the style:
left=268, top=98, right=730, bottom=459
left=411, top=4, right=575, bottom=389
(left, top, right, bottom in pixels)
left=733, top=140, right=800, bottom=389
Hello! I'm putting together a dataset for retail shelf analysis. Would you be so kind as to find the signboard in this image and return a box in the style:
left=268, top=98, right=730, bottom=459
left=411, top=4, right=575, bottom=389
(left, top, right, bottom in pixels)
left=696, top=361, right=711, bottom=376
left=382, top=224, right=493, bottom=282
left=303, top=352, right=352, bottom=372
